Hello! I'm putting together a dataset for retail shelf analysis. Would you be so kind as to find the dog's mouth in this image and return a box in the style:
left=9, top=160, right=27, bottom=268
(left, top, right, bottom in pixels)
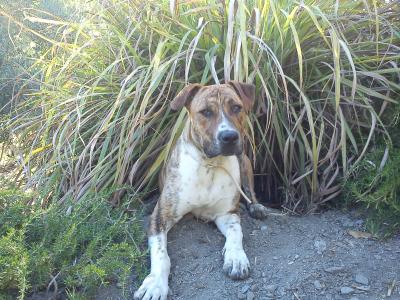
left=203, top=142, right=243, bottom=158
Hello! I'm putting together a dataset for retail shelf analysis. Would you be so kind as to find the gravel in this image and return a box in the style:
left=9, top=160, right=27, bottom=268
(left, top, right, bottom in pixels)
left=91, top=209, right=399, bottom=300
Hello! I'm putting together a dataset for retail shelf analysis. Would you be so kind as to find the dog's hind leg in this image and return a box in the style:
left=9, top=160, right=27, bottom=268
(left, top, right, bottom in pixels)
left=239, top=154, right=270, bottom=219
left=215, top=213, right=250, bottom=280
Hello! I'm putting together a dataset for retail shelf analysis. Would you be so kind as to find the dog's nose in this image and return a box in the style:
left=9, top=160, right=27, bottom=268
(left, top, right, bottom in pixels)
left=218, top=130, right=239, bottom=144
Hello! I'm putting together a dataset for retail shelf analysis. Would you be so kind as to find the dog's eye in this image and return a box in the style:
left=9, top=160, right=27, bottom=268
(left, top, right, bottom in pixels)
left=232, top=105, right=242, bottom=114
left=200, top=109, right=213, bottom=118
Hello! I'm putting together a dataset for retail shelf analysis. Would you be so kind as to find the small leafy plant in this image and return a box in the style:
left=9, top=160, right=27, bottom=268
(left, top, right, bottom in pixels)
left=0, top=185, right=145, bottom=299
left=344, top=146, right=400, bottom=237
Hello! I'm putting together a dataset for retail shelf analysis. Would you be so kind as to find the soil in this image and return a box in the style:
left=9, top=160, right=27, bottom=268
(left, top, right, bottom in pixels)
left=95, top=204, right=400, bottom=300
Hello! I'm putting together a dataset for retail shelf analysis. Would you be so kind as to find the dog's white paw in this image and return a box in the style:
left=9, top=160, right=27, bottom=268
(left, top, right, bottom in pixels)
left=223, top=249, right=250, bottom=280
left=134, top=274, right=168, bottom=300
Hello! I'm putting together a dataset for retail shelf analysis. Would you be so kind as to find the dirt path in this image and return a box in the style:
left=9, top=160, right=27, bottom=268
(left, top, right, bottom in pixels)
left=126, top=206, right=400, bottom=300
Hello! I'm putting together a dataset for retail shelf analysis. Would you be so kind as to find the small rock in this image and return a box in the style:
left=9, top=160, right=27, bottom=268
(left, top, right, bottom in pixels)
left=265, top=284, right=277, bottom=293
left=265, top=293, right=274, bottom=298
left=272, top=256, right=279, bottom=260
left=314, top=239, right=327, bottom=254
left=241, top=284, right=250, bottom=293
left=260, top=225, right=268, bottom=231
left=275, top=286, right=285, bottom=297
left=314, top=280, right=323, bottom=290
left=324, top=266, right=346, bottom=274
left=354, top=273, right=369, bottom=285
left=238, top=292, right=246, bottom=300
left=194, top=283, right=206, bottom=289
left=246, top=291, right=255, bottom=300
left=342, top=218, right=354, bottom=227
left=340, top=287, right=354, bottom=295
left=350, top=297, right=360, bottom=300
left=354, top=219, right=364, bottom=227
left=251, top=284, right=259, bottom=292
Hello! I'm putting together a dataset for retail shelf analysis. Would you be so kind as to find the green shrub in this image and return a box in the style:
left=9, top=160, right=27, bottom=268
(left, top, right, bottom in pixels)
left=0, top=228, right=30, bottom=300
left=0, top=186, right=145, bottom=298
left=344, top=146, right=400, bottom=237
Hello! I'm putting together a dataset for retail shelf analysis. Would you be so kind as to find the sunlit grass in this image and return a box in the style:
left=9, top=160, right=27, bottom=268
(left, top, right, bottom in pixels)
left=2, top=0, right=400, bottom=212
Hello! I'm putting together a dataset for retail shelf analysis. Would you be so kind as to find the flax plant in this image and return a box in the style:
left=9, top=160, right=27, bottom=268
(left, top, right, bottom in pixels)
left=3, top=0, right=400, bottom=212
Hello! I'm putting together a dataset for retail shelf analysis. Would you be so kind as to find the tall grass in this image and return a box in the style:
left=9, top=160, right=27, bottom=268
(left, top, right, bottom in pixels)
left=2, top=0, right=400, bottom=212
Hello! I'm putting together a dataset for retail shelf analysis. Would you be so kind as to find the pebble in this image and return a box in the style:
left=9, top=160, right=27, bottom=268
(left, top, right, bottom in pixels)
left=237, top=292, right=246, bottom=300
left=275, top=286, right=285, bottom=297
left=272, top=256, right=279, bottom=260
left=354, top=219, right=364, bottom=227
left=340, top=287, right=354, bottom=295
left=314, top=280, right=323, bottom=290
left=354, top=273, right=369, bottom=285
left=314, top=239, right=327, bottom=254
left=265, top=284, right=277, bottom=293
left=251, top=284, right=259, bottom=292
left=260, top=225, right=268, bottom=231
left=324, top=266, right=346, bottom=273
left=246, top=291, right=255, bottom=300
left=241, top=284, right=250, bottom=293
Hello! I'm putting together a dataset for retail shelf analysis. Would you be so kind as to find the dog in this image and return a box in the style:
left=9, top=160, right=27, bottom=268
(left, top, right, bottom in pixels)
left=134, top=81, right=270, bottom=300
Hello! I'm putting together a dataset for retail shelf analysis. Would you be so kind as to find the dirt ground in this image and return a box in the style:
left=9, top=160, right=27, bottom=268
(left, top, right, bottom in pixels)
left=94, top=204, right=400, bottom=300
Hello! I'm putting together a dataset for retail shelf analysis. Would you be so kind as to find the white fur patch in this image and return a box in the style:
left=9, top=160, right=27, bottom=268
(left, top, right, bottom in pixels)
left=217, top=113, right=236, bottom=135
left=175, top=140, right=240, bottom=220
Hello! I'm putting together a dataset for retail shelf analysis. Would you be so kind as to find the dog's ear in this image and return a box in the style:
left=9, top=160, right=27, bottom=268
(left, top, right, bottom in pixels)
left=170, top=84, right=202, bottom=111
left=227, top=81, right=256, bottom=112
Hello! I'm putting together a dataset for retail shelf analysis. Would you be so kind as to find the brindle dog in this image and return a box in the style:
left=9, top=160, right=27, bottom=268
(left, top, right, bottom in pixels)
left=134, top=81, right=269, bottom=300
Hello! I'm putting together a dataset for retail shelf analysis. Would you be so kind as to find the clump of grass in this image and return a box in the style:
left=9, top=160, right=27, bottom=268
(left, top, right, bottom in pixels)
left=2, top=0, right=400, bottom=212
left=0, top=184, right=145, bottom=299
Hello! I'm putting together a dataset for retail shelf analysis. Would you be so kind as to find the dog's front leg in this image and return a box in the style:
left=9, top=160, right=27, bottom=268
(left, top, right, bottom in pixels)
left=215, top=213, right=250, bottom=280
left=134, top=202, right=176, bottom=300
left=134, top=232, right=169, bottom=300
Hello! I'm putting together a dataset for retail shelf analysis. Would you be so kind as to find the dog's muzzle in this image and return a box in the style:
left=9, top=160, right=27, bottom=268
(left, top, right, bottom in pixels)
left=216, top=129, right=242, bottom=157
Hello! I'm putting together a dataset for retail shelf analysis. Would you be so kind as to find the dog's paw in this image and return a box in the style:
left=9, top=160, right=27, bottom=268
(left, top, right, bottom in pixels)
left=134, top=274, right=168, bottom=300
left=248, top=203, right=269, bottom=219
left=223, top=249, right=250, bottom=280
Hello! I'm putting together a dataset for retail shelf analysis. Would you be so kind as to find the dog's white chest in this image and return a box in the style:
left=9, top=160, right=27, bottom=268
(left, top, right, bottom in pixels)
left=175, top=143, right=240, bottom=219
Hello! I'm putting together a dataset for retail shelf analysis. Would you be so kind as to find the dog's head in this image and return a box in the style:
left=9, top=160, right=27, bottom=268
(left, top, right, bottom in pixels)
left=170, top=81, right=255, bottom=158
